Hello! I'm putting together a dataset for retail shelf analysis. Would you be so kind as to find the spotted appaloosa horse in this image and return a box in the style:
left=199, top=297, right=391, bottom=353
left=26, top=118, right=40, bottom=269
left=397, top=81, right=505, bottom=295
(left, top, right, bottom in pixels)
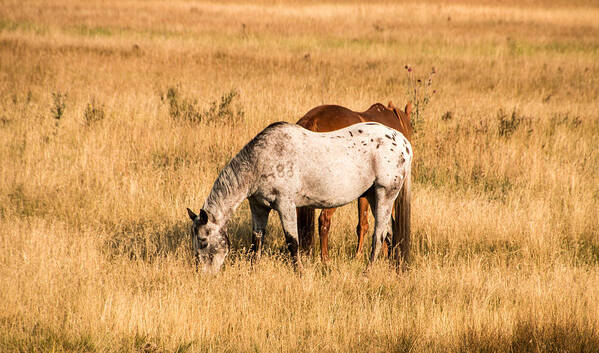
left=296, top=102, right=413, bottom=265
left=187, top=121, right=412, bottom=273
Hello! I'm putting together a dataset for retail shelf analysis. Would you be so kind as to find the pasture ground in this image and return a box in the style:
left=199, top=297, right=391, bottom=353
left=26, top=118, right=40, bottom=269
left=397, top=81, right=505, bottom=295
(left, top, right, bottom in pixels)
left=1, top=0, right=598, bottom=352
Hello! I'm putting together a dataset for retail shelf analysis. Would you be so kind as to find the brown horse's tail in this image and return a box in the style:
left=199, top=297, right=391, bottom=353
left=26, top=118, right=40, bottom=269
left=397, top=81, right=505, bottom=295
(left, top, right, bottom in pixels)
left=392, top=169, right=411, bottom=270
left=296, top=206, right=315, bottom=255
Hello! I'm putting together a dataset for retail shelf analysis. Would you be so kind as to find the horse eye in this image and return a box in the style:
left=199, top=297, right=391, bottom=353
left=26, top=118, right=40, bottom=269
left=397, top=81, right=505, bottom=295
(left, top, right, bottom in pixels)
left=198, top=238, right=208, bottom=249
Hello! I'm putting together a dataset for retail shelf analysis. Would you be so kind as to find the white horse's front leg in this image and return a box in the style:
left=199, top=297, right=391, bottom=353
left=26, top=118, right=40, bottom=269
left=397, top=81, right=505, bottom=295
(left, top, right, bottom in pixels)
left=249, top=200, right=270, bottom=265
left=276, top=201, right=304, bottom=273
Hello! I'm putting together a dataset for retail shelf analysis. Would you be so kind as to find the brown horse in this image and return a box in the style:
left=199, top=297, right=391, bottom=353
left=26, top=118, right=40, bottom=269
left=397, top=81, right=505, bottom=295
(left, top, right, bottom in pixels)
left=296, top=101, right=413, bottom=266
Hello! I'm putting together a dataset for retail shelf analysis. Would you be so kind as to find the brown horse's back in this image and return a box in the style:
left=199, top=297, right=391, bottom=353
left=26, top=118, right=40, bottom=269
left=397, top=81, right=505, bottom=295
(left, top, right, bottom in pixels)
left=296, top=105, right=364, bottom=132
left=296, top=102, right=412, bottom=140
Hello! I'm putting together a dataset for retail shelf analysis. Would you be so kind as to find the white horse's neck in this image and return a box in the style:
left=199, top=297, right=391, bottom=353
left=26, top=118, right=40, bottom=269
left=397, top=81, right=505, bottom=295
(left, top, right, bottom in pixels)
left=203, top=156, right=254, bottom=226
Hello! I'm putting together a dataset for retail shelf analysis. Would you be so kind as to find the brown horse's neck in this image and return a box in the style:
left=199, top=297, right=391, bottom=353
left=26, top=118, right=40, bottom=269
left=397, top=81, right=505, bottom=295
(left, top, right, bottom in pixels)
left=390, top=109, right=413, bottom=141
left=359, top=103, right=412, bottom=140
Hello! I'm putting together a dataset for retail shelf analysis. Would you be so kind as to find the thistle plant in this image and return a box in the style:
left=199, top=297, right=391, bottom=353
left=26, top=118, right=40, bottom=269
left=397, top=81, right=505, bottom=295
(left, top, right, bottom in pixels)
left=49, top=91, right=67, bottom=138
left=405, top=65, right=436, bottom=133
left=51, top=91, right=67, bottom=122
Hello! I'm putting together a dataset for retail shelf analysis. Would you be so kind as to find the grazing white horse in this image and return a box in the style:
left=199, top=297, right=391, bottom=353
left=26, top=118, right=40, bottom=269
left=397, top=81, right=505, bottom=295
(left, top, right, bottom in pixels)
left=187, top=121, right=412, bottom=273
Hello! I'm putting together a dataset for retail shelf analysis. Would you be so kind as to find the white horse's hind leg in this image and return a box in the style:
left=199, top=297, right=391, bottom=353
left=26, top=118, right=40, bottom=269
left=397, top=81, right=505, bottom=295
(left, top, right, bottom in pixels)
left=368, top=187, right=397, bottom=264
left=275, top=201, right=304, bottom=273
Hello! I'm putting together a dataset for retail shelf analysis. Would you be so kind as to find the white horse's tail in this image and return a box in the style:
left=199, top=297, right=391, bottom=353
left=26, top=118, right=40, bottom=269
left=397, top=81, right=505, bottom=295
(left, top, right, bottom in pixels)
left=392, top=169, right=411, bottom=270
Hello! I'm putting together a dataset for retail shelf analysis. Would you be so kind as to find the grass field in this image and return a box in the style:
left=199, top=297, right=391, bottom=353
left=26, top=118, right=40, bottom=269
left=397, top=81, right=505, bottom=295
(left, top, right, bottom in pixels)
left=1, top=0, right=599, bottom=352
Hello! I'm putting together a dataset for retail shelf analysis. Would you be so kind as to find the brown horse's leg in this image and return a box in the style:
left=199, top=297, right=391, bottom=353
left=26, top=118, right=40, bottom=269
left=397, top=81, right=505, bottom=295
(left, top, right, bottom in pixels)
left=356, top=197, right=370, bottom=256
left=318, top=208, right=336, bottom=262
left=381, top=236, right=389, bottom=258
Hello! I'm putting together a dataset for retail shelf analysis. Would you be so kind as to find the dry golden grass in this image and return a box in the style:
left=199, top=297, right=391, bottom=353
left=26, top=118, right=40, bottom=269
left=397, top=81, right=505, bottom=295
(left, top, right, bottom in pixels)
left=1, top=0, right=599, bottom=352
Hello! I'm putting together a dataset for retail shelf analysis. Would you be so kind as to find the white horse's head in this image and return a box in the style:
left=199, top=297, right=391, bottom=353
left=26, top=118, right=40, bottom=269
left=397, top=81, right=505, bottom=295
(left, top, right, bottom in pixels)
left=187, top=208, right=229, bottom=273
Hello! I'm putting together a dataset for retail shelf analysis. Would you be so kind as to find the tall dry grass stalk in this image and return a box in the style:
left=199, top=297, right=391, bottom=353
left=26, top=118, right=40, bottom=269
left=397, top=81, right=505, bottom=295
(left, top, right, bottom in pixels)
left=1, top=0, right=598, bottom=352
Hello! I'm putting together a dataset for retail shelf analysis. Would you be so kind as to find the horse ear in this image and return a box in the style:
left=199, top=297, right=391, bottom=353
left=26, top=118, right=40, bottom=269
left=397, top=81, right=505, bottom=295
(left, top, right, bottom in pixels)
left=187, top=208, right=197, bottom=221
left=404, top=102, right=412, bottom=118
left=198, top=209, right=209, bottom=225
left=388, top=101, right=395, bottom=109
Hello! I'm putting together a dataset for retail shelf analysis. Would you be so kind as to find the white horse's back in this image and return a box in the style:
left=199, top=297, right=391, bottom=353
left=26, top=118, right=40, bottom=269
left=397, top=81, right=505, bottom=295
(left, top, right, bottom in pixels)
left=249, top=122, right=412, bottom=209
